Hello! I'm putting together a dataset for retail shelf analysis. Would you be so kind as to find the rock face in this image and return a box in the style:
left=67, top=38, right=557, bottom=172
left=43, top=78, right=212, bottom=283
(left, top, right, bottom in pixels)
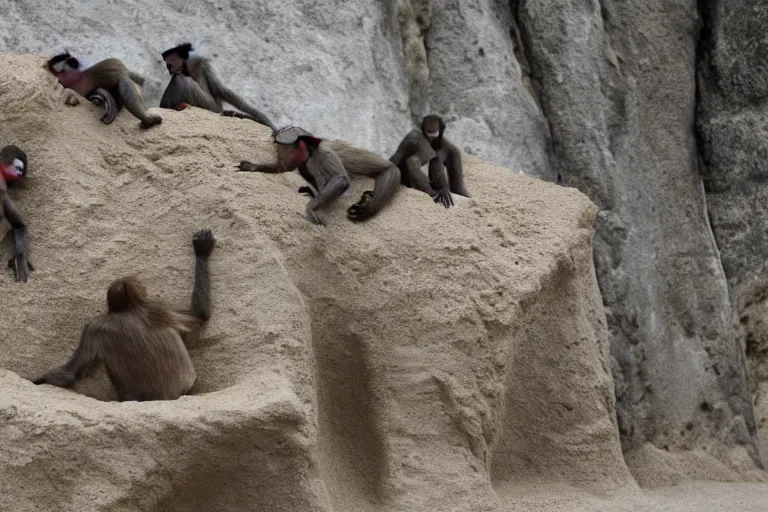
left=697, top=0, right=768, bottom=465
left=516, top=0, right=762, bottom=475
left=698, top=0, right=768, bottom=291
left=0, top=54, right=631, bottom=511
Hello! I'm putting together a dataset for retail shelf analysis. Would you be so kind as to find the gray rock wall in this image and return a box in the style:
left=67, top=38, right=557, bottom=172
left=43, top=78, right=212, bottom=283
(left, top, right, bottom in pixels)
left=697, top=0, right=768, bottom=468
left=698, top=0, right=768, bottom=290
left=517, top=0, right=759, bottom=470
left=1, top=0, right=765, bottom=476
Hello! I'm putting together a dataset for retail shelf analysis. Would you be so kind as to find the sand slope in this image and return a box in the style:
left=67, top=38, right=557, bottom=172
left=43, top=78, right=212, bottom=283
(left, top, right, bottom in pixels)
left=0, top=52, right=764, bottom=511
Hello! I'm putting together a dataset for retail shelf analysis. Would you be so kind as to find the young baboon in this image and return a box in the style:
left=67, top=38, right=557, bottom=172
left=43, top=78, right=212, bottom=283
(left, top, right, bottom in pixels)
left=235, top=126, right=401, bottom=225
left=46, top=51, right=162, bottom=128
left=389, top=114, right=470, bottom=208
left=0, top=144, right=32, bottom=282
left=30, top=229, right=216, bottom=401
left=159, top=42, right=275, bottom=130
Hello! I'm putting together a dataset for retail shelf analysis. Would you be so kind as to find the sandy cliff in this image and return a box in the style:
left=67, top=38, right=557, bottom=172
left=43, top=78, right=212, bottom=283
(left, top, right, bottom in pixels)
left=0, top=52, right=628, bottom=511
left=0, top=52, right=765, bottom=511
left=2, top=1, right=765, bottom=475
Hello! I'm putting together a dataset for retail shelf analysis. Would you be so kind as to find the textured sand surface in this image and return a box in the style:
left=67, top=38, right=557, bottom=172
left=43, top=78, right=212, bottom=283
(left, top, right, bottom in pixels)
left=0, top=52, right=765, bottom=511
left=503, top=481, right=768, bottom=512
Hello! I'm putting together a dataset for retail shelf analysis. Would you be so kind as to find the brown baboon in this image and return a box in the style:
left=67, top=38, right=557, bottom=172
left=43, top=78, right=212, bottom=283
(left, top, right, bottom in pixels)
left=30, top=229, right=216, bottom=401
left=0, top=144, right=31, bottom=282
left=46, top=51, right=162, bottom=128
left=235, top=126, right=400, bottom=225
left=389, top=114, right=470, bottom=208
left=159, top=42, right=275, bottom=130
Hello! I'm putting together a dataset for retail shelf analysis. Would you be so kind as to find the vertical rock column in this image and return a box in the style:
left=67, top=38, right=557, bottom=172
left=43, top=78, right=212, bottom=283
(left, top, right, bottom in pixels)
left=517, top=0, right=761, bottom=476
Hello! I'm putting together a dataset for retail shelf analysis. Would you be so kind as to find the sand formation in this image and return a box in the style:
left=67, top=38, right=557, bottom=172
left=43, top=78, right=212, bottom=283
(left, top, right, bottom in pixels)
left=0, top=52, right=765, bottom=511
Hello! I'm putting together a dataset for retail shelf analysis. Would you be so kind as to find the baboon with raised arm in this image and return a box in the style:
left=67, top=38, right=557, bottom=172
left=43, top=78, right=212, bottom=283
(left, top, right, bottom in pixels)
left=30, top=229, right=216, bottom=401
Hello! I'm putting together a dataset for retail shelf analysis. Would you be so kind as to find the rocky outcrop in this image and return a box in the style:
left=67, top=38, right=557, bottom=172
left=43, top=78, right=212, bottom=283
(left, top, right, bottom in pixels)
left=0, top=0, right=552, bottom=178
left=697, top=0, right=768, bottom=468
left=0, top=53, right=631, bottom=511
left=697, top=0, right=768, bottom=291
left=515, top=0, right=761, bottom=476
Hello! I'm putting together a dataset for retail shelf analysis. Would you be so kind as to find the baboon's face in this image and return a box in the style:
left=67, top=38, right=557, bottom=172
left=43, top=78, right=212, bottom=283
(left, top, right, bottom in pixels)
left=424, top=121, right=441, bottom=140
left=49, top=58, right=81, bottom=87
left=163, top=53, right=184, bottom=75
left=1, top=158, right=24, bottom=183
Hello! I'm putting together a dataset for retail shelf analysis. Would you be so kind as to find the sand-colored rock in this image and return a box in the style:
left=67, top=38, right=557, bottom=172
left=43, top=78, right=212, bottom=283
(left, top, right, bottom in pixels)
left=2, top=52, right=766, bottom=511
left=0, top=52, right=631, bottom=511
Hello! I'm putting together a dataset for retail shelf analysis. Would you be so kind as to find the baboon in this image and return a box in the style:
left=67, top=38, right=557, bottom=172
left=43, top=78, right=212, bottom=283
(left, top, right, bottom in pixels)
left=235, top=126, right=400, bottom=225
left=0, top=144, right=32, bottom=282
left=46, top=51, right=162, bottom=128
left=160, top=42, right=275, bottom=130
left=30, top=229, right=216, bottom=401
left=389, top=114, right=470, bottom=208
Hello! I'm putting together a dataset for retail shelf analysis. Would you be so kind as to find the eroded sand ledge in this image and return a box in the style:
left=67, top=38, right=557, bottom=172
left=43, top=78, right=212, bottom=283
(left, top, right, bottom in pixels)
left=0, top=53, right=763, bottom=512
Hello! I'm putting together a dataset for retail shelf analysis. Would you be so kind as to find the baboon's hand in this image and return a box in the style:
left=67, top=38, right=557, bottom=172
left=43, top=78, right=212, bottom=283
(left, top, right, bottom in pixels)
left=30, top=367, right=72, bottom=386
left=346, top=204, right=364, bottom=221
left=140, top=114, right=163, bottom=129
left=62, top=89, right=80, bottom=107
left=235, top=161, right=258, bottom=172
left=298, top=186, right=316, bottom=198
left=432, top=189, right=454, bottom=208
left=192, top=229, right=216, bottom=257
